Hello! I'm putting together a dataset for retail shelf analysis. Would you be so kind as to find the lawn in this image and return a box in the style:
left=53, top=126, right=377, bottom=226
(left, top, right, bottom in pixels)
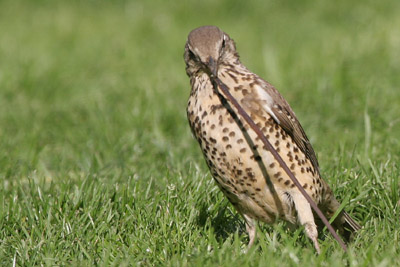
left=0, top=0, right=399, bottom=265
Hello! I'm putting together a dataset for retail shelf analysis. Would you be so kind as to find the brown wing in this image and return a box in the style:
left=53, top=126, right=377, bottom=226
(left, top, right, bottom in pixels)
left=260, top=82, right=320, bottom=175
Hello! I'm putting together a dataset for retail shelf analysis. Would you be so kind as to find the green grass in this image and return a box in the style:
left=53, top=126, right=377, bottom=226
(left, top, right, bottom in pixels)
left=0, top=0, right=399, bottom=265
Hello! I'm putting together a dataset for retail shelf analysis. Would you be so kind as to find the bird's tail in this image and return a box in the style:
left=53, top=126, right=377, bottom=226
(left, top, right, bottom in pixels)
left=320, top=192, right=361, bottom=241
left=343, top=211, right=361, bottom=232
left=334, top=211, right=361, bottom=242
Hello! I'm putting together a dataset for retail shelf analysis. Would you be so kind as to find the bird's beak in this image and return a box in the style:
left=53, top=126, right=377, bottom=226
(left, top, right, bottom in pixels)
left=206, top=56, right=218, bottom=78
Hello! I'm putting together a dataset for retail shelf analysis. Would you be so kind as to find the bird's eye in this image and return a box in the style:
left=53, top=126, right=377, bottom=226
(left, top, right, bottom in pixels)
left=222, top=35, right=227, bottom=48
left=188, top=49, right=198, bottom=61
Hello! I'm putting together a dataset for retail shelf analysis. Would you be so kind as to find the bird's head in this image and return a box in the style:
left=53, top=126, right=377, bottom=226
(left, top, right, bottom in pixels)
left=184, top=26, right=238, bottom=78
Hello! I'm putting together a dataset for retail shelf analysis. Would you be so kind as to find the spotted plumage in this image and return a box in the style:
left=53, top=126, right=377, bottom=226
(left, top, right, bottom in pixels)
left=185, top=25, right=360, bottom=252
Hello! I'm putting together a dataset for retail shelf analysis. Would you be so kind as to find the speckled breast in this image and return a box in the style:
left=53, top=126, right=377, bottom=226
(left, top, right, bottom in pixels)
left=187, top=74, right=324, bottom=223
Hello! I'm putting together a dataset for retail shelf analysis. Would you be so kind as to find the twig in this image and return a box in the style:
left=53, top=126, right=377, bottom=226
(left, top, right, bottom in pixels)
left=212, top=77, right=347, bottom=252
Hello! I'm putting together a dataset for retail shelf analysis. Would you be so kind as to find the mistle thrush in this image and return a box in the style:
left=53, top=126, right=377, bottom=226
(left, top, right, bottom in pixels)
left=185, top=25, right=360, bottom=252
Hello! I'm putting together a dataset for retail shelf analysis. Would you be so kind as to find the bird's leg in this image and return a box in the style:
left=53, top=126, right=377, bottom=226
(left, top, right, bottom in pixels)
left=291, top=193, right=321, bottom=254
left=305, top=222, right=321, bottom=254
left=243, top=214, right=256, bottom=248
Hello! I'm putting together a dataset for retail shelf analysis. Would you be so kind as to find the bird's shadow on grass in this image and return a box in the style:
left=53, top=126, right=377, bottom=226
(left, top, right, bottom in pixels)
left=196, top=202, right=247, bottom=243
left=196, top=202, right=319, bottom=249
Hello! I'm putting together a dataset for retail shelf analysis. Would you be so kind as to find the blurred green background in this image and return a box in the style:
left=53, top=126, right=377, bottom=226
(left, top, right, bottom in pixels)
left=0, top=0, right=399, bottom=265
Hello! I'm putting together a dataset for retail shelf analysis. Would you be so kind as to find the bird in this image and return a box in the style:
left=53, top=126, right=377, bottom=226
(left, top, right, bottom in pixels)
left=184, top=25, right=360, bottom=253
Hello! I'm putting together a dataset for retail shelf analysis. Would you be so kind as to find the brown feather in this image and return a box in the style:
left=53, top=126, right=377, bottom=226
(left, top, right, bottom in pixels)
left=259, top=82, right=320, bottom=175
